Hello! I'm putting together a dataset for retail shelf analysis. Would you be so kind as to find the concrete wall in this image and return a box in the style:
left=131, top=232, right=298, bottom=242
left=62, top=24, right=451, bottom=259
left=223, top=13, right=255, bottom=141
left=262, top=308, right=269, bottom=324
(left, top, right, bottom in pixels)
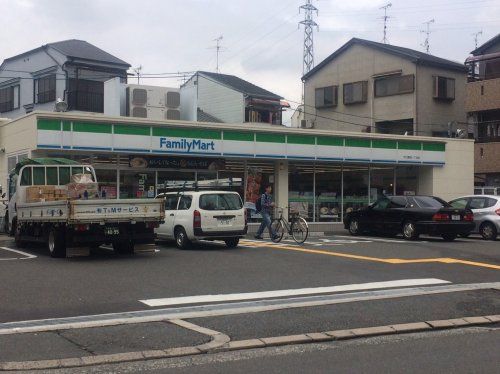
left=418, top=138, right=474, bottom=200
left=416, top=65, right=468, bottom=136
left=304, top=44, right=417, bottom=132
left=465, top=77, right=500, bottom=112
left=474, top=142, right=500, bottom=174
left=197, top=75, right=244, bottom=123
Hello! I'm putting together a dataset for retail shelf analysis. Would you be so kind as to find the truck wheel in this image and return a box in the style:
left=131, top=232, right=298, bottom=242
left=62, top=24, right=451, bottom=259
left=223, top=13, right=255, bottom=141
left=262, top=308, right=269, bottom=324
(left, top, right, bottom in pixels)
left=113, top=240, right=134, bottom=254
left=175, top=227, right=191, bottom=249
left=48, top=227, right=66, bottom=258
left=14, top=221, right=25, bottom=248
left=224, top=238, right=239, bottom=248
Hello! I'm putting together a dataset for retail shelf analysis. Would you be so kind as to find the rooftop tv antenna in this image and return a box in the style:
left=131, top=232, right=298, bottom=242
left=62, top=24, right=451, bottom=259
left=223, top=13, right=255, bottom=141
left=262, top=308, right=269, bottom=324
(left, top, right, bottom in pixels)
left=211, top=35, right=224, bottom=73
left=379, top=3, right=392, bottom=44
left=420, top=19, right=435, bottom=53
left=133, top=65, right=143, bottom=84
left=472, top=30, right=483, bottom=49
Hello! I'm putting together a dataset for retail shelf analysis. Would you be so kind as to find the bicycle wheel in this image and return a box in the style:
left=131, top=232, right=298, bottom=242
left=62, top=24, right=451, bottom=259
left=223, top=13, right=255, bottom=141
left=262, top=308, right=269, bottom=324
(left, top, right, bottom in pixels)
left=291, top=217, right=309, bottom=244
left=271, top=219, right=285, bottom=243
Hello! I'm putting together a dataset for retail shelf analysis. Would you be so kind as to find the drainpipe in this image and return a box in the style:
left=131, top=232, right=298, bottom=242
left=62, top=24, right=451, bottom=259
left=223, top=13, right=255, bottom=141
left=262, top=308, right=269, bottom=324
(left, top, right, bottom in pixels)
left=61, top=62, right=69, bottom=101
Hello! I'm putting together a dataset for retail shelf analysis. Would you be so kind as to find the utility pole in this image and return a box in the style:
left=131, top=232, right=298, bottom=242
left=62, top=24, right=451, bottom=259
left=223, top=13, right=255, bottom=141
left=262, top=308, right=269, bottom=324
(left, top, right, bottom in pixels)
left=212, top=35, right=224, bottom=73
left=133, top=65, right=142, bottom=84
left=299, top=0, right=319, bottom=77
left=420, top=19, right=435, bottom=54
left=379, top=3, right=392, bottom=44
left=472, top=30, right=483, bottom=49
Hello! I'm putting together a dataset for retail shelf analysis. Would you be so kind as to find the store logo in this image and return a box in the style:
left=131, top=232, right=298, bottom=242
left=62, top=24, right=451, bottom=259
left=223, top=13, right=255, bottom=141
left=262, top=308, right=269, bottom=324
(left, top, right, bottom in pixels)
left=159, top=137, right=215, bottom=152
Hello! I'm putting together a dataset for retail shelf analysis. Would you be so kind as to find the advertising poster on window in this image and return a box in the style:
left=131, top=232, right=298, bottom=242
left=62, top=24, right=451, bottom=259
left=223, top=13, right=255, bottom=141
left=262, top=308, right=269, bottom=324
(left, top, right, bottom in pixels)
left=244, top=167, right=262, bottom=211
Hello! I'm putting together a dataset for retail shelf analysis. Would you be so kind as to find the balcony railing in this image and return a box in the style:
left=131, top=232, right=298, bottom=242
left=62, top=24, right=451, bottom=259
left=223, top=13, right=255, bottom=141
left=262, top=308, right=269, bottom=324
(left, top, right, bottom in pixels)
left=67, top=91, right=104, bottom=113
left=476, top=136, right=500, bottom=143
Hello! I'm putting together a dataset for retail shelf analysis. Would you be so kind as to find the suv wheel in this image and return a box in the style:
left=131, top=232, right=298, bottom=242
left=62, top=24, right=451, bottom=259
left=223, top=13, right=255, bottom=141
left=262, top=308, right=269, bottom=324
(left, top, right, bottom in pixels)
left=348, top=218, right=360, bottom=236
left=224, top=238, right=239, bottom=248
left=175, top=227, right=191, bottom=249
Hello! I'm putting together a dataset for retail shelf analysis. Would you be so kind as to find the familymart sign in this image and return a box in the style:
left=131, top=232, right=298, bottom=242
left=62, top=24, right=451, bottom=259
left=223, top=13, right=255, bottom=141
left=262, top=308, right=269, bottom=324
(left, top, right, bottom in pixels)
left=36, top=119, right=445, bottom=165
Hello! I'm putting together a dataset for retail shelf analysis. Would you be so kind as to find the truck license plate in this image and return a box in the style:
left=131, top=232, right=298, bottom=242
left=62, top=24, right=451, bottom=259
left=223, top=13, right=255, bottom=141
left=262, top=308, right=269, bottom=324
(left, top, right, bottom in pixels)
left=451, top=215, right=461, bottom=221
left=105, top=227, right=120, bottom=235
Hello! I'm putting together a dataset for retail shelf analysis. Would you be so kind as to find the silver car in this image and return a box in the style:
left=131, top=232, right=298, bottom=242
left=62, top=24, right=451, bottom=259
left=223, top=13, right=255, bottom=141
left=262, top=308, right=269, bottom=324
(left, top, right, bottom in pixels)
left=449, top=195, right=500, bottom=240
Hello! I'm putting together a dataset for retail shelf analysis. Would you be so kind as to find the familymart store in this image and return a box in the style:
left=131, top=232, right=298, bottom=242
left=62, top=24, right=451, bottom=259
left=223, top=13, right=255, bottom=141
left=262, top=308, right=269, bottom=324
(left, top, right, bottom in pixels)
left=0, top=112, right=474, bottom=230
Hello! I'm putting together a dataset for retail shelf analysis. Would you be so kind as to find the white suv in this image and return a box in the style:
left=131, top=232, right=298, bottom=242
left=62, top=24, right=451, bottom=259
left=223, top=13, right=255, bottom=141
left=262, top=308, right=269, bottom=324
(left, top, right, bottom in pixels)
left=155, top=191, right=247, bottom=248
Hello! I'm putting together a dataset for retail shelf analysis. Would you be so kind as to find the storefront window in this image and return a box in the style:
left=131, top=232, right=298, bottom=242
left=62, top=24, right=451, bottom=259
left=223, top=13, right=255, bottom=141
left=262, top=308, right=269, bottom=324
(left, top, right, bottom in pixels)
left=370, top=166, right=395, bottom=202
left=95, top=169, right=117, bottom=199
left=196, top=171, right=217, bottom=181
left=315, top=163, right=342, bottom=222
left=343, top=165, right=369, bottom=215
left=120, top=170, right=155, bottom=198
left=396, top=166, right=418, bottom=196
left=157, top=171, right=195, bottom=194
left=289, top=163, right=314, bottom=222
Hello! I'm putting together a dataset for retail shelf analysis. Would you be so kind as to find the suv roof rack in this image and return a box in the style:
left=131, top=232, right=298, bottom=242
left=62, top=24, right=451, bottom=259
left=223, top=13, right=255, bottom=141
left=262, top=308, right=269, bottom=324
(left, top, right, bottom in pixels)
left=161, top=178, right=243, bottom=192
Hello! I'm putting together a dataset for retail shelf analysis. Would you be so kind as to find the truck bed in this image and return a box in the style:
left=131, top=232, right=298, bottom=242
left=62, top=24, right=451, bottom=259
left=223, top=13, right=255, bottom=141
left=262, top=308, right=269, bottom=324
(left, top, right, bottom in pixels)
left=17, top=199, right=164, bottom=224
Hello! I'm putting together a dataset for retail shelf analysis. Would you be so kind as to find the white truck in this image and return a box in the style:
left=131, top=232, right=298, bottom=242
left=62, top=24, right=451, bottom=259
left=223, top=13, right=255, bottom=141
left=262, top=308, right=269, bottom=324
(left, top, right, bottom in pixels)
left=6, top=159, right=165, bottom=257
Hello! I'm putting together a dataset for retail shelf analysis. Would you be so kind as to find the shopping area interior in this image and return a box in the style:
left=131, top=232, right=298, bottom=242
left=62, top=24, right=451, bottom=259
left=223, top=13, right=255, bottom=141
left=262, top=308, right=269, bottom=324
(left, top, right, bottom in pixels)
left=31, top=151, right=419, bottom=223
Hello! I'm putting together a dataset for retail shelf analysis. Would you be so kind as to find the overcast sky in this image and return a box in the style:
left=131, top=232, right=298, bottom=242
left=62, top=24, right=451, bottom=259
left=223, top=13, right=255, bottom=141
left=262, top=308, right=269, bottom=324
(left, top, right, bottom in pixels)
left=1, top=0, right=499, bottom=124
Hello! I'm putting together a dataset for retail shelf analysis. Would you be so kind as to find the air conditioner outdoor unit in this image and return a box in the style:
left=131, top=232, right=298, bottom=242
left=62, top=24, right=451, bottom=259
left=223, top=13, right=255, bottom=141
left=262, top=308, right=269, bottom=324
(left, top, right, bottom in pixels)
left=300, top=119, right=314, bottom=129
left=126, top=85, right=181, bottom=120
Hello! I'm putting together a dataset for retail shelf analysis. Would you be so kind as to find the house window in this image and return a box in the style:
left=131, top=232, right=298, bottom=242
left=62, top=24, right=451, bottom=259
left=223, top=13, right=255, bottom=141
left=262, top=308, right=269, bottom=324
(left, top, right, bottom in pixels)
left=0, top=85, right=20, bottom=113
left=343, top=81, right=368, bottom=105
left=36, top=74, right=56, bottom=103
left=433, top=76, right=455, bottom=100
left=374, top=75, right=414, bottom=97
left=315, top=86, right=338, bottom=108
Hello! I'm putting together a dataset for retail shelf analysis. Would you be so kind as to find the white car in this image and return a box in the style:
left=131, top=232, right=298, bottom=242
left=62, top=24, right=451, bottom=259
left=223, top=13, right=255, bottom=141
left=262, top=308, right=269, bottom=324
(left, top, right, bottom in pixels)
left=155, top=190, right=247, bottom=248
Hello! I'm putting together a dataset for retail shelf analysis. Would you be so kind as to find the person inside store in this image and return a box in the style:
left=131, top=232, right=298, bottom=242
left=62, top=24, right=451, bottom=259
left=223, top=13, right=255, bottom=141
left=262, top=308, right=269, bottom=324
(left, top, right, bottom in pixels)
left=255, top=184, right=277, bottom=240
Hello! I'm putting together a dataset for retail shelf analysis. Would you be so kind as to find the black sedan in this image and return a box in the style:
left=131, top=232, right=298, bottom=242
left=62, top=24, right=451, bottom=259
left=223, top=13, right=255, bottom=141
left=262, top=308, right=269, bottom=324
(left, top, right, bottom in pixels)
left=343, top=195, right=475, bottom=241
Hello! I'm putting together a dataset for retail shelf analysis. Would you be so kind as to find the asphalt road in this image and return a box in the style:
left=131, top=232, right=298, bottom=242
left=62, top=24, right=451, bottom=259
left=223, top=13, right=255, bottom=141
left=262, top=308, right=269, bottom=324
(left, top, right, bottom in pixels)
left=0, top=232, right=499, bottom=369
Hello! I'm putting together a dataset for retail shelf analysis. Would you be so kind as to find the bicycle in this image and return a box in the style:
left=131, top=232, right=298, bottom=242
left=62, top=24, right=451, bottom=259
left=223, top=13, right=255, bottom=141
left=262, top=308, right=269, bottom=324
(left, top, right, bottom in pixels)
left=271, top=207, right=309, bottom=244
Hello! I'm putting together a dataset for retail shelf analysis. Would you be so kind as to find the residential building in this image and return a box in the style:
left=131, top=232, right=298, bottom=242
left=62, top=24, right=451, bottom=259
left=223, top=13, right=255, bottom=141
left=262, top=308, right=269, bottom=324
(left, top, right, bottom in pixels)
left=301, top=38, right=468, bottom=137
left=180, top=71, right=287, bottom=125
left=0, top=40, right=130, bottom=118
left=465, top=33, right=500, bottom=187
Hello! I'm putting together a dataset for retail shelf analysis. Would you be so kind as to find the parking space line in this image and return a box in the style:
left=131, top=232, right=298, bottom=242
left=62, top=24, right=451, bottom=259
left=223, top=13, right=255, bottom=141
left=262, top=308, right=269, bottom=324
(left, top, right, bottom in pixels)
left=139, top=278, right=450, bottom=307
left=0, top=247, right=37, bottom=260
left=240, top=241, right=500, bottom=270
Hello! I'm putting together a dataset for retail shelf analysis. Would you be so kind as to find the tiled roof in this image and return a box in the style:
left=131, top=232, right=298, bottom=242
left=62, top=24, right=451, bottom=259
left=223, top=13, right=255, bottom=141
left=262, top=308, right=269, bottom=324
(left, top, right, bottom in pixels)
left=302, top=38, right=466, bottom=80
left=198, top=71, right=282, bottom=100
left=4, top=39, right=130, bottom=68
left=470, top=33, right=500, bottom=56
left=197, top=108, right=223, bottom=123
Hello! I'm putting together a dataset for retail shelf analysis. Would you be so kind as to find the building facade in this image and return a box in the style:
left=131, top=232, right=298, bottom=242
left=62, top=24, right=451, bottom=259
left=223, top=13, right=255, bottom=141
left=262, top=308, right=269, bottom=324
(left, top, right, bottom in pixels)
left=0, top=40, right=130, bottom=118
left=465, top=33, right=500, bottom=187
left=180, top=71, right=287, bottom=125
left=302, top=38, right=468, bottom=137
left=0, top=111, right=473, bottom=230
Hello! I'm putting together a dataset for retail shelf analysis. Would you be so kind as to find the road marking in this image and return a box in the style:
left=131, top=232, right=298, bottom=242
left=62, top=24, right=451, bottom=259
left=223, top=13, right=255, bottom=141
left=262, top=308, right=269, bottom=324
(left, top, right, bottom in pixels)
left=139, top=278, right=450, bottom=307
left=242, top=241, right=500, bottom=270
left=0, top=246, right=37, bottom=260
left=1, top=282, right=498, bottom=335
left=332, top=235, right=427, bottom=243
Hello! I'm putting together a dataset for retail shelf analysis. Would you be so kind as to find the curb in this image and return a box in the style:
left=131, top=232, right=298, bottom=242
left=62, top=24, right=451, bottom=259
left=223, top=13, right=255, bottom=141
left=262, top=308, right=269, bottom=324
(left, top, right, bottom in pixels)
left=0, top=314, right=498, bottom=371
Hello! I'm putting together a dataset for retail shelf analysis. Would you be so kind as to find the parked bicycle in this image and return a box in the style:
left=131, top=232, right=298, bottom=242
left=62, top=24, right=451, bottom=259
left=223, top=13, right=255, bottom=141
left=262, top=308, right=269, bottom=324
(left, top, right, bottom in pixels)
left=271, top=207, right=309, bottom=244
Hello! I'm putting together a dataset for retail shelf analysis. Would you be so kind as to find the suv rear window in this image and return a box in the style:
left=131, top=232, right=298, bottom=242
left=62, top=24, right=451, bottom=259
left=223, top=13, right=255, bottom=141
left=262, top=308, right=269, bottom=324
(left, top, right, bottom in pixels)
left=199, top=193, right=243, bottom=211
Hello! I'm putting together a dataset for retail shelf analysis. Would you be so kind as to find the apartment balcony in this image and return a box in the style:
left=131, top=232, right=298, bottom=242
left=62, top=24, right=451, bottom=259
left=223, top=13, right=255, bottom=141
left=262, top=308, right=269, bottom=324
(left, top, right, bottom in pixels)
left=465, top=77, right=500, bottom=112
